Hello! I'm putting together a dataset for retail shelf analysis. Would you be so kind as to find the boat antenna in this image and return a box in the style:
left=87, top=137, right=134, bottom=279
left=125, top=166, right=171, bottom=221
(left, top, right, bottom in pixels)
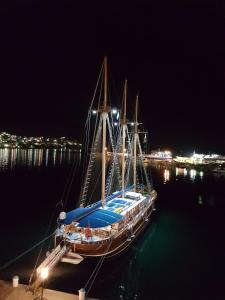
left=133, top=94, right=139, bottom=192
left=122, top=79, right=127, bottom=197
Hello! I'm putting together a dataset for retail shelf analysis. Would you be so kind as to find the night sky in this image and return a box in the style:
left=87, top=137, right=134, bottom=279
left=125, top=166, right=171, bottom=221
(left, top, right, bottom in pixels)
left=0, top=1, right=224, bottom=154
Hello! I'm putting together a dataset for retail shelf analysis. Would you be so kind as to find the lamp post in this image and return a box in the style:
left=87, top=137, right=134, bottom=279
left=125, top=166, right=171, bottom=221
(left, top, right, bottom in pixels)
left=39, top=267, right=49, bottom=300
left=34, top=267, right=49, bottom=300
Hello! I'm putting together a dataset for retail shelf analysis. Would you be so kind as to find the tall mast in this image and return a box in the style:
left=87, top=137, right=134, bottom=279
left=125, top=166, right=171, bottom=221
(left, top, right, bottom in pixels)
left=133, top=94, right=138, bottom=192
left=122, top=80, right=127, bottom=197
left=101, top=57, right=108, bottom=208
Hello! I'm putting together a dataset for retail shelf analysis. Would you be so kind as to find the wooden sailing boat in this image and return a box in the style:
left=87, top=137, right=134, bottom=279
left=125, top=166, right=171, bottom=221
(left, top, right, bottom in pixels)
left=55, top=57, right=157, bottom=258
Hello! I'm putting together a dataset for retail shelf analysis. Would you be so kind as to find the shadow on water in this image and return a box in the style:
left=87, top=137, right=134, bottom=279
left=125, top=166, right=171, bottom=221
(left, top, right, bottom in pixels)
left=0, top=153, right=225, bottom=300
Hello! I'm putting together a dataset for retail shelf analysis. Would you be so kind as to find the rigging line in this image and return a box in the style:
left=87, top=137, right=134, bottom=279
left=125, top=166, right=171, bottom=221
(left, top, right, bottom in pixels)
left=81, top=64, right=103, bottom=193
left=63, top=156, right=81, bottom=208
left=81, top=114, right=91, bottom=191
left=80, top=115, right=103, bottom=206
left=0, top=232, right=55, bottom=273
left=84, top=63, right=104, bottom=128
left=106, top=115, right=122, bottom=195
left=87, top=76, right=103, bottom=157
left=85, top=237, right=114, bottom=295
left=31, top=204, right=58, bottom=277
left=85, top=170, right=101, bottom=206
left=108, top=63, right=120, bottom=109
left=84, top=66, right=103, bottom=159
left=84, top=256, right=104, bottom=291
left=86, top=255, right=105, bottom=296
left=137, top=135, right=152, bottom=191
left=80, top=76, right=103, bottom=204
left=125, top=128, right=133, bottom=187
left=56, top=154, right=79, bottom=208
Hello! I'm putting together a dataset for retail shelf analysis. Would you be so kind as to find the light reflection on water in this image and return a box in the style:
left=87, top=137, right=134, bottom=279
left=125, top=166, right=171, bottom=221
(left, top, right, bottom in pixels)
left=157, top=164, right=225, bottom=209
left=162, top=166, right=204, bottom=182
left=163, top=169, right=170, bottom=183
left=0, top=148, right=79, bottom=170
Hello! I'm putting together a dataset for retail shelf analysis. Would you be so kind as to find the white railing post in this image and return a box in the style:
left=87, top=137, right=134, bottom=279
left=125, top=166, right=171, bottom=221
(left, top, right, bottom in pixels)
left=79, top=288, right=86, bottom=300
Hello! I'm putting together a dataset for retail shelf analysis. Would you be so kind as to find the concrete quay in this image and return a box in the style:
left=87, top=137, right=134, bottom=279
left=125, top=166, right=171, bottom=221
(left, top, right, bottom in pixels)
left=0, top=280, right=98, bottom=300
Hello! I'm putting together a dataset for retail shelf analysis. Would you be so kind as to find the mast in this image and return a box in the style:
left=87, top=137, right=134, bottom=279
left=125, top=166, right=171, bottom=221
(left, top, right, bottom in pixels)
left=133, top=94, right=138, bottom=192
left=122, top=80, right=127, bottom=197
left=101, top=57, right=108, bottom=208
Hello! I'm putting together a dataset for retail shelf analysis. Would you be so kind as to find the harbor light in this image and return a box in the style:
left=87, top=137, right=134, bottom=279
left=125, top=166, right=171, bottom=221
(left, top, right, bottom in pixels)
left=92, top=110, right=97, bottom=114
left=112, top=109, right=117, bottom=114
left=12, top=275, right=19, bottom=288
left=131, top=122, right=134, bottom=126
left=40, top=267, right=49, bottom=280
left=114, top=122, right=118, bottom=126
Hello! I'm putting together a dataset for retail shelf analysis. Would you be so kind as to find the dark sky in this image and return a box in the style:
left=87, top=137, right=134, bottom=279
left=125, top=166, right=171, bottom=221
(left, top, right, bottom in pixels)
left=0, top=1, right=224, bottom=153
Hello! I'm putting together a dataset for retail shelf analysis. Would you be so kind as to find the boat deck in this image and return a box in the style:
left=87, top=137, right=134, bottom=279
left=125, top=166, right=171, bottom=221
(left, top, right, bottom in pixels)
left=104, top=194, right=145, bottom=215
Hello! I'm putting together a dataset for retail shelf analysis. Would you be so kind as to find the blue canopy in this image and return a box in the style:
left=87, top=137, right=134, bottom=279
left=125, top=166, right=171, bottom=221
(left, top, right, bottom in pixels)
left=61, top=185, right=133, bottom=225
left=78, top=209, right=123, bottom=228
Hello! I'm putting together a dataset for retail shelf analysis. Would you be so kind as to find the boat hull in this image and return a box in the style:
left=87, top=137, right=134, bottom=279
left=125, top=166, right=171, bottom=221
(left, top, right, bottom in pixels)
left=65, top=204, right=154, bottom=258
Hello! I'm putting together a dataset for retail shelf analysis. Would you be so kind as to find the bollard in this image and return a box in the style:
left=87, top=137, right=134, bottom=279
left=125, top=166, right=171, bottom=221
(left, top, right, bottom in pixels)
left=78, top=288, right=86, bottom=300
left=12, top=275, right=19, bottom=287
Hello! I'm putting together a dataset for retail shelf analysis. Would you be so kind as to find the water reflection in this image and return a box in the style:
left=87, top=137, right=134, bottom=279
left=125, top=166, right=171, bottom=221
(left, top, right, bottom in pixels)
left=175, top=167, right=188, bottom=177
left=198, top=194, right=203, bottom=205
left=0, top=148, right=78, bottom=170
left=189, top=169, right=197, bottom=181
left=154, top=165, right=208, bottom=183
left=163, top=169, right=170, bottom=183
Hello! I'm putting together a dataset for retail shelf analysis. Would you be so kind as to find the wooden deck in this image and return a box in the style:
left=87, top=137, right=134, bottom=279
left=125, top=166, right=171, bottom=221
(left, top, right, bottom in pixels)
left=0, top=280, right=98, bottom=300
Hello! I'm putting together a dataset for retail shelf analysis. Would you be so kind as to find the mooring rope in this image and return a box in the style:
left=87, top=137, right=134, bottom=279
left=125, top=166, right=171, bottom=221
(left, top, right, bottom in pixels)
left=84, top=237, right=114, bottom=296
left=0, top=232, right=55, bottom=272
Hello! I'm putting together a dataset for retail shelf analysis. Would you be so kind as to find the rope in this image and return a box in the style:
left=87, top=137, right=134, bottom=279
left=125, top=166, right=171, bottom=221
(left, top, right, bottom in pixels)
left=63, top=156, right=81, bottom=208
left=137, top=135, right=152, bottom=192
left=0, top=232, right=54, bottom=272
left=81, top=65, right=104, bottom=202
left=80, top=72, right=103, bottom=207
left=56, top=155, right=79, bottom=208
left=84, top=237, right=114, bottom=296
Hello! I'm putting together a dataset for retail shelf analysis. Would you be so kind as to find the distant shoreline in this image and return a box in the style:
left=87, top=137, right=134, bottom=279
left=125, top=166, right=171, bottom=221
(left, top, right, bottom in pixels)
left=0, top=145, right=81, bottom=150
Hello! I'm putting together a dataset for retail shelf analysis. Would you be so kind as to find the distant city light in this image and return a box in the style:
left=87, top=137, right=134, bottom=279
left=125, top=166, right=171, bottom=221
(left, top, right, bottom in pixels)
left=92, top=110, right=97, bottom=114
left=114, top=122, right=118, bottom=126
left=112, top=109, right=117, bottom=114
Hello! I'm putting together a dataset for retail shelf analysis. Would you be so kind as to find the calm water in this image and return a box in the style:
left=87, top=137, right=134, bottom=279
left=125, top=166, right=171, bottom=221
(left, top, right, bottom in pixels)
left=0, top=150, right=225, bottom=300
